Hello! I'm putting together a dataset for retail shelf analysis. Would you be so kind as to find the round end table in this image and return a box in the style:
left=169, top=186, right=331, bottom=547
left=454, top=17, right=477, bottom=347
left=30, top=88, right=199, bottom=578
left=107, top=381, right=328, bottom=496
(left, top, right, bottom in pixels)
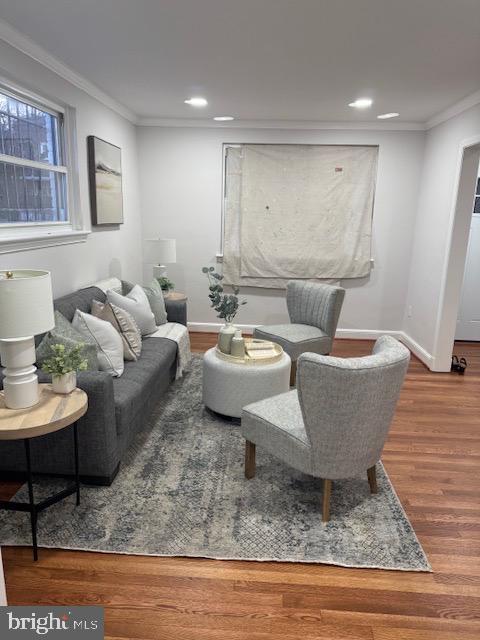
left=164, top=292, right=187, bottom=302
left=0, top=384, right=88, bottom=560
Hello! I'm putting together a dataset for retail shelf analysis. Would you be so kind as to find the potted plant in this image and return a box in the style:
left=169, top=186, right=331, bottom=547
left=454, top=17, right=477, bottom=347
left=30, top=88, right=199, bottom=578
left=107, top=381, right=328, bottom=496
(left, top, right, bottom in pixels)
left=41, top=343, right=88, bottom=394
left=202, top=266, right=247, bottom=353
left=156, top=276, right=175, bottom=293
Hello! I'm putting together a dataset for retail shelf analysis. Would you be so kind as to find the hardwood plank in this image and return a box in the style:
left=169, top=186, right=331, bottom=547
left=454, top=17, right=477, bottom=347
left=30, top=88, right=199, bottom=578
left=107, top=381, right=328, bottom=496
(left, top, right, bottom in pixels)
left=1, top=334, right=480, bottom=640
left=373, top=627, right=480, bottom=640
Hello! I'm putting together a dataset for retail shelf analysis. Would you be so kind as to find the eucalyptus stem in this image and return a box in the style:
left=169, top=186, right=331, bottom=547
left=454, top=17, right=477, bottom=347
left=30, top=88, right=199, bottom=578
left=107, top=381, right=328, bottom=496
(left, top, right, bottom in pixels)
left=201, top=266, right=247, bottom=323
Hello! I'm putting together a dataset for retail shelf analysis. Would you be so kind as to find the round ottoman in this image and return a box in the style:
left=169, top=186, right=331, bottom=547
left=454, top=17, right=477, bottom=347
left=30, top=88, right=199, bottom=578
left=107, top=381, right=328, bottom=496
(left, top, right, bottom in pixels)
left=202, top=346, right=291, bottom=418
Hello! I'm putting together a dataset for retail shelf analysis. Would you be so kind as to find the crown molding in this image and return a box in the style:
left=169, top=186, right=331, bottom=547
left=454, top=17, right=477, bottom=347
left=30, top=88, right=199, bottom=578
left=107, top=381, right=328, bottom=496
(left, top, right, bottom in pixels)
left=137, top=117, right=426, bottom=131
left=1, top=16, right=477, bottom=132
left=426, top=89, right=480, bottom=130
left=0, top=19, right=137, bottom=123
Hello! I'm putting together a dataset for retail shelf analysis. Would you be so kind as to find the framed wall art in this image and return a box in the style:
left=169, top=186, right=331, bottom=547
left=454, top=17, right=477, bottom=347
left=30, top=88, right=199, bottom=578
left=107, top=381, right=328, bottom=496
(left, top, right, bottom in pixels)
left=87, top=135, right=124, bottom=225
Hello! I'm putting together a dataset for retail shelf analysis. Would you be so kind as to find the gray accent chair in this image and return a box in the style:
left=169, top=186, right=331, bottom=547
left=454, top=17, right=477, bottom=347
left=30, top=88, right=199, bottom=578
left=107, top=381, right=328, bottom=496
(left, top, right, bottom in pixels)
left=241, top=336, right=410, bottom=522
left=253, top=281, right=345, bottom=384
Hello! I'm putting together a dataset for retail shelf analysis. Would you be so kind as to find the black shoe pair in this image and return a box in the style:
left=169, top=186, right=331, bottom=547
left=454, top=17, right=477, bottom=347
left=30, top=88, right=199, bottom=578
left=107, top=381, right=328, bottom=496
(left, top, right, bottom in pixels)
left=451, top=355, right=467, bottom=375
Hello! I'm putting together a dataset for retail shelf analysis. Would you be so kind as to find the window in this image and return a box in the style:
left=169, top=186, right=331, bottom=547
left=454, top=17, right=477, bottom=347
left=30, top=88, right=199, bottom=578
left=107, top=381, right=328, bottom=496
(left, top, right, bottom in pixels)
left=0, top=88, right=68, bottom=226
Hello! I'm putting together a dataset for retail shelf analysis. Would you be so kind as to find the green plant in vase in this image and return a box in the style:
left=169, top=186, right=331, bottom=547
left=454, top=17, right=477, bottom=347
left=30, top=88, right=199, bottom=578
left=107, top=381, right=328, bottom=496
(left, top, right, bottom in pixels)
left=42, top=343, right=88, bottom=394
left=156, top=276, right=175, bottom=292
left=202, top=266, right=247, bottom=354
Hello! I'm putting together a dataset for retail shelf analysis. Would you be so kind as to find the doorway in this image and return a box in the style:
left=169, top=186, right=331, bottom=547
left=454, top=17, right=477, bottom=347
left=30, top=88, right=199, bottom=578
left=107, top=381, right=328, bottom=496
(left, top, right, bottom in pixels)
left=432, top=138, right=480, bottom=371
left=456, top=171, right=480, bottom=341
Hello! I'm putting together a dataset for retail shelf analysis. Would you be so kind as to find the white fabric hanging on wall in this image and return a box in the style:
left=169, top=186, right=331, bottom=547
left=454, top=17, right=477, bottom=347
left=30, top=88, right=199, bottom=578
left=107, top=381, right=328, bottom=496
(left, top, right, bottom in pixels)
left=223, top=144, right=377, bottom=288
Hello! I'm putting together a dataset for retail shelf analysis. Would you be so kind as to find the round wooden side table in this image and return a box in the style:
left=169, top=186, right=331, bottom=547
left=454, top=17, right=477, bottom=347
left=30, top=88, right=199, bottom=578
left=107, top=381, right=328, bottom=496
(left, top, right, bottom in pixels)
left=0, top=384, right=88, bottom=561
left=164, top=291, right=187, bottom=302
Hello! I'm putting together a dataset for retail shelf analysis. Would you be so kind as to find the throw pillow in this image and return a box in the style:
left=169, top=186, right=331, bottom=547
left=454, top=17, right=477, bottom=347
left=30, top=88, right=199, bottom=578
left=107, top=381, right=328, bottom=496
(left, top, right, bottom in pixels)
left=72, top=310, right=124, bottom=377
left=107, top=285, right=157, bottom=336
left=36, top=310, right=99, bottom=370
left=91, top=300, right=142, bottom=361
left=122, top=279, right=167, bottom=326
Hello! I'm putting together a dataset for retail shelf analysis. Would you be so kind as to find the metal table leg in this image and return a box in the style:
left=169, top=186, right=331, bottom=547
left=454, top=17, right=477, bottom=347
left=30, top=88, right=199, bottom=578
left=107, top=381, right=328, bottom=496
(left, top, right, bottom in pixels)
left=24, top=439, right=38, bottom=562
left=0, top=427, right=82, bottom=562
left=73, top=422, right=80, bottom=506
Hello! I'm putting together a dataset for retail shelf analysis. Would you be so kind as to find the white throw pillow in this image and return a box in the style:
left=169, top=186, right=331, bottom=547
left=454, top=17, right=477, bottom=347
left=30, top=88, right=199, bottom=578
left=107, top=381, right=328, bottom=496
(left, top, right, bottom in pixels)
left=107, top=285, right=157, bottom=336
left=122, top=279, right=167, bottom=325
left=72, top=310, right=124, bottom=377
left=144, top=279, right=168, bottom=325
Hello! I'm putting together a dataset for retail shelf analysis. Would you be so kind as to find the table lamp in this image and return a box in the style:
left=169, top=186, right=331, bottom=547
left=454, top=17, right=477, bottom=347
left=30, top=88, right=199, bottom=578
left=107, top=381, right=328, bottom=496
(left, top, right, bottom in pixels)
left=0, top=270, right=55, bottom=409
left=145, top=238, right=176, bottom=279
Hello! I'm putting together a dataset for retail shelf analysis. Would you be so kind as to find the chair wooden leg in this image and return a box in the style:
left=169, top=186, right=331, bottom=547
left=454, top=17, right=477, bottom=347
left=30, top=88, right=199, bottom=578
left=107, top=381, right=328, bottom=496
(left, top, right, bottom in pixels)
left=322, top=479, right=332, bottom=522
left=245, top=440, right=256, bottom=479
left=290, top=360, right=297, bottom=386
left=367, top=465, right=378, bottom=494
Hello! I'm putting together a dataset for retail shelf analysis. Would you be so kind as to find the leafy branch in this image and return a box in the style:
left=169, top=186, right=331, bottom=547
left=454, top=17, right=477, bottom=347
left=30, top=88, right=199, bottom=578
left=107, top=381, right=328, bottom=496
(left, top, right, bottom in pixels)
left=201, top=266, right=247, bottom=323
left=41, top=343, right=88, bottom=377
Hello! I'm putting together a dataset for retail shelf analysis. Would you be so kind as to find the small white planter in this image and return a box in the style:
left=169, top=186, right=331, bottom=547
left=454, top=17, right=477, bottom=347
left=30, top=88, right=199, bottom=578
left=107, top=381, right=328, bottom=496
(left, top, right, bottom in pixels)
left=52, top=371, right=77, bottom=395
left=218, top=323, right=236, bottom=354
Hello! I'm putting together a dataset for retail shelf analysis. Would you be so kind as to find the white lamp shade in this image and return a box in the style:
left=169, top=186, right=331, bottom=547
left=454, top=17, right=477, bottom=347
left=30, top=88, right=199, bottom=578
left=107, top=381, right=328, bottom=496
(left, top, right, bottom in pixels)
left=0, top=270, right=55, bottom=339
left=145, top=238, right=176, bottom=264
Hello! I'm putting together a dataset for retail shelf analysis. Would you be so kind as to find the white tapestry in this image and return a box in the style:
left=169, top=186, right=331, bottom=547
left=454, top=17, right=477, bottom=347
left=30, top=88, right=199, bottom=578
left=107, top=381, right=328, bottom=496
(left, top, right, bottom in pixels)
left=223, top=144, right=378, bottom=288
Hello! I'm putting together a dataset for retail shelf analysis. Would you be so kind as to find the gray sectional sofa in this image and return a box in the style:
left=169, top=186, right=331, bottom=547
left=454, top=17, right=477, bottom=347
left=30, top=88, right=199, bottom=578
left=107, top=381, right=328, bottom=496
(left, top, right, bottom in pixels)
left=0, top=284, right=187, bottom=485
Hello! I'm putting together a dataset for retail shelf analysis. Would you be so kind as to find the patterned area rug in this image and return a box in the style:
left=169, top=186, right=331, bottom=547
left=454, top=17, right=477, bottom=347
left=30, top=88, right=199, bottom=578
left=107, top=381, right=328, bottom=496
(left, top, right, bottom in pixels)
left=0, top=356, right=430, bottom=571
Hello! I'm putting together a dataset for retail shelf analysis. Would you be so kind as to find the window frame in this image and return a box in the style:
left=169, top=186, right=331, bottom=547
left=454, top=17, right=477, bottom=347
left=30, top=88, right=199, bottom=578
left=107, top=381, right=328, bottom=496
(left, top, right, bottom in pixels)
left=0, top=78, right=88, bottom=253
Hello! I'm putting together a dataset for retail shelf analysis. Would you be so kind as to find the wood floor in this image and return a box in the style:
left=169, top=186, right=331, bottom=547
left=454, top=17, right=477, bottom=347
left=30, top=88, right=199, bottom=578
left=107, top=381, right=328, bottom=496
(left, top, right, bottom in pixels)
left=2, top=334, right=480, bottom=639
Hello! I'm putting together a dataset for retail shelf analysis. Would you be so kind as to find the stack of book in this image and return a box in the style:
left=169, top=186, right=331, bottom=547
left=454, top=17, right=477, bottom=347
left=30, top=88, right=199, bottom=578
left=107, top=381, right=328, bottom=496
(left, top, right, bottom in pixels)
left=246, top=340, right=279, bottom=360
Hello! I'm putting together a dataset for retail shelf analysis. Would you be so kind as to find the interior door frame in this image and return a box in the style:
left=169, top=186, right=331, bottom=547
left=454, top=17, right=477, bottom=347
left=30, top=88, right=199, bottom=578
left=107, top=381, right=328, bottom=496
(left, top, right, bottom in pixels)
left=432, top=135, right=480, bottom=371
left=455, top=212, right=480, bottom=341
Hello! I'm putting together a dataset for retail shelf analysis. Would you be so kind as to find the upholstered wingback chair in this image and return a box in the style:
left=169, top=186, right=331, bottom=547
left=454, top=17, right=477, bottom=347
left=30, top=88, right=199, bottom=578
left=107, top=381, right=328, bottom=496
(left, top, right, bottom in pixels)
left=254, top=281, right=345, bottom=384
left=241, top=336, right=410, bottom=522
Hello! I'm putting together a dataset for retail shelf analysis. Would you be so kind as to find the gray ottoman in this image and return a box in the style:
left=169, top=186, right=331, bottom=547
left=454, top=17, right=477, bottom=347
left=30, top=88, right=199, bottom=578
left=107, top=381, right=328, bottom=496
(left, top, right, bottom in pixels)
left=202, top=347, right=291, bottom=418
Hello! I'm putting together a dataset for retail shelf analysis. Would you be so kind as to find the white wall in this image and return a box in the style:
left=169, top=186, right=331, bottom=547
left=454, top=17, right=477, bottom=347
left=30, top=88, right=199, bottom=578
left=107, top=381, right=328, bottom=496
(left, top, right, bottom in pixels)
left=404, top=103, right=480, bottom=367
left=0, top=41, right=142, bottom=297
left=137, top=126, right=425, bottom=333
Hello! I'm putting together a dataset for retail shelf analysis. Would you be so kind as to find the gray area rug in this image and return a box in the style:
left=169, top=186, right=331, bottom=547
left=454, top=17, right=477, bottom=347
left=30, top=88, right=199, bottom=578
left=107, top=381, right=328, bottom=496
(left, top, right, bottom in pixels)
left=0, top=356, right=430, bottom=571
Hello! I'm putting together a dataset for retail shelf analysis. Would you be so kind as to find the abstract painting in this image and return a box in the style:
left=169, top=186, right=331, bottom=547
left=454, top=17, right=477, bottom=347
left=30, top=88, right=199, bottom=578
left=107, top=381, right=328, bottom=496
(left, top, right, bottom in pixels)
left=87, top=136, right=124, bottom=225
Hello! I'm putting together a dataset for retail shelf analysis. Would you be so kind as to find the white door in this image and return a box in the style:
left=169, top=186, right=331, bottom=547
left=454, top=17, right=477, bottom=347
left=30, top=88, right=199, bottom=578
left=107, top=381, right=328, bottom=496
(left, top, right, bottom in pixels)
left=456, top=214, right=480, bottom=340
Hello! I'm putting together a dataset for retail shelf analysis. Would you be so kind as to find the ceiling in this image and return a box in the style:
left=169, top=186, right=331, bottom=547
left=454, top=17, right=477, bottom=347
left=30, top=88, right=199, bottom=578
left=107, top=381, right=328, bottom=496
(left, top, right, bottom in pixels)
left=0, top=0, right=479, bottom=125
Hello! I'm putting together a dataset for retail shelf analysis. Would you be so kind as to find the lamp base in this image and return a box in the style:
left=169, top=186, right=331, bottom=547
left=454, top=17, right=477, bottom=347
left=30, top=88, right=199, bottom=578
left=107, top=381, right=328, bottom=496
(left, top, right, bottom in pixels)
left=0, top=337, right=39, bottom=409
left=153, top=264, right=167, bottom=279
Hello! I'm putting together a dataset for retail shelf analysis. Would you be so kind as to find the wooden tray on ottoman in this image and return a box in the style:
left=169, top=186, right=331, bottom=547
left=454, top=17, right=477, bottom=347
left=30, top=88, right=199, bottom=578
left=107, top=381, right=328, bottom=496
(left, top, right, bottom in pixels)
left=215, top=339, right=283, bottom=365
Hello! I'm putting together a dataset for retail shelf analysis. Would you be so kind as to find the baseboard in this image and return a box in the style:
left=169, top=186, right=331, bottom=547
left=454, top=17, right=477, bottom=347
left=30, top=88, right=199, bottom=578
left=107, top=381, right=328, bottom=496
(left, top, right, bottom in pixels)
left=335, top=329, right=403, bottom=340
left=188, top=323, right=404, bottom=338
left=398, top=332, right=436, bottom=370
left=188, top=322, right=255, bottom=334
left=187, top=323, right=435, bottom=370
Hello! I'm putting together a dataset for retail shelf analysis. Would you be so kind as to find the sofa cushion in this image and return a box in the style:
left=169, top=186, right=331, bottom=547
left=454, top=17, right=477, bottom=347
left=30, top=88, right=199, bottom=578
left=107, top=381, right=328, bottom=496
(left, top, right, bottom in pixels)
left=107, top=285, right=157, bottom=336
left=36, top=310, right=99, bottom=371
left=54, top=286, right=106, bottom=322
left=73, top=310, right=124, bottom=377
left=123, top=279, right=167, bottom=325
left=113, top=337, right=177, bottom=441
left=91, top=300, right=142, bottom=361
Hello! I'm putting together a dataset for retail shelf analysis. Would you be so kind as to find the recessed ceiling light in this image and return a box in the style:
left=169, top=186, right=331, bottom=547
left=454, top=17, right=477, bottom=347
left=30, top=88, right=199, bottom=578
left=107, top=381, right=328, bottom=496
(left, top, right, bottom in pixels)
left=213, top=116, right=234, bottom=121
left=348, top=98, right=373, bottom=109
left=184, top=97, right=208, bottom=107
left=377, top=112, right=400, bottom=119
